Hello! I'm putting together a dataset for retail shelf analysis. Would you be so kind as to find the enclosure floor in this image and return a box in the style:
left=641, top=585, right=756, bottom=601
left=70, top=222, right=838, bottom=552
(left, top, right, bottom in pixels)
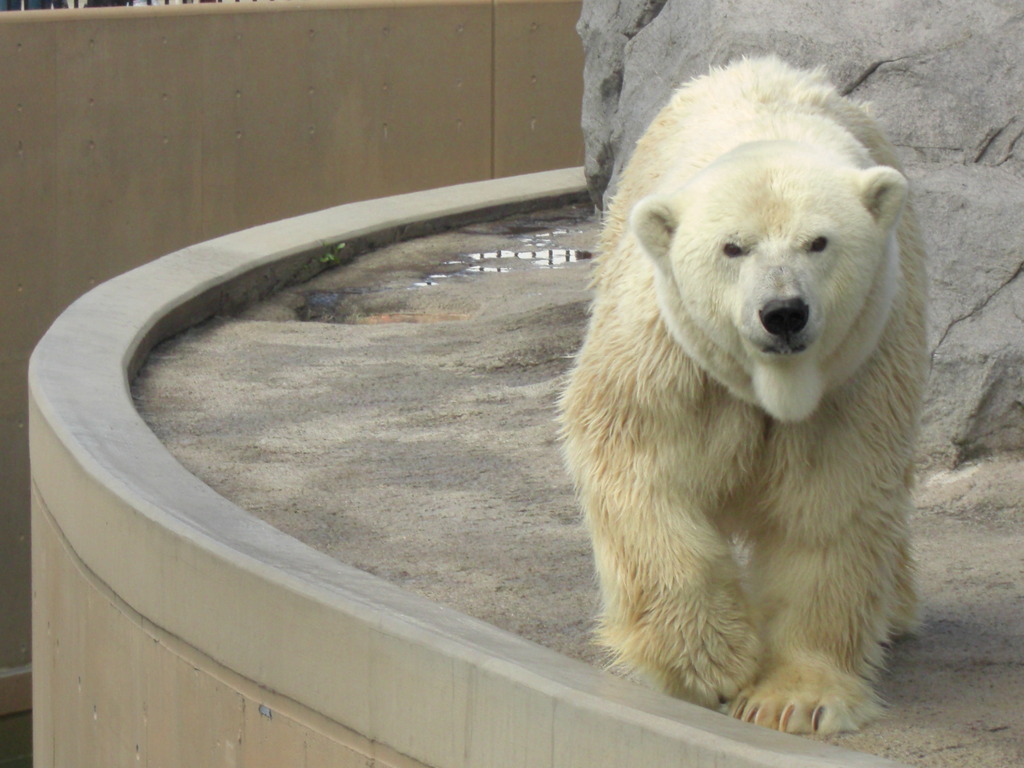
left=135, top=206, right=1024, bottom=768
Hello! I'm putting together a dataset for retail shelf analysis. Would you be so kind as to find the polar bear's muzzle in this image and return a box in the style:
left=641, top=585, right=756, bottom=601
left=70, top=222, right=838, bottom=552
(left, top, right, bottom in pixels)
left=736, top=256, right=820, bottom=357
left=758, top=297, right=810, bottom=354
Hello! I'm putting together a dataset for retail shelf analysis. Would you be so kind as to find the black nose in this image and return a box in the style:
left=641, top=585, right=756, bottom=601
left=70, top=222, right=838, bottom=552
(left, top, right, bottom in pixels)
left=760, top=298, right=809, bottom=336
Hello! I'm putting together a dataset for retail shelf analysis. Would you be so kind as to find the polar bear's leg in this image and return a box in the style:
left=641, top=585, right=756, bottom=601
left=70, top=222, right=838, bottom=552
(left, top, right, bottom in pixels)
left=586, top=490, right=762, bottom=708
left=888, top=531, right=921, bottom=639
left=734, top=517, right=911, bottom=733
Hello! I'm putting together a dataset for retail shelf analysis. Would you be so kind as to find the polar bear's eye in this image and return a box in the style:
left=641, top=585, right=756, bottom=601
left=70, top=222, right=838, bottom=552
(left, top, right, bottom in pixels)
left=723, top=242, right=745, bottom=257
left=809, top=236, right=829, bottom=252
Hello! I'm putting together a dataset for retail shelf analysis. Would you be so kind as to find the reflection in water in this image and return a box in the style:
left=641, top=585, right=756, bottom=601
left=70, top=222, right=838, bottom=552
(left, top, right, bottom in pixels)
left=300, top=207, right=595, bottom=322
left=414, top=246, right=593, bottom=286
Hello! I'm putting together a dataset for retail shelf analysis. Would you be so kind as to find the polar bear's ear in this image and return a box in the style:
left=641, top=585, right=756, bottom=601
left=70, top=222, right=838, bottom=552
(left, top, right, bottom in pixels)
left=631, top=195, right=679, bottom=266
left=858, top=166, right=908, bottom=229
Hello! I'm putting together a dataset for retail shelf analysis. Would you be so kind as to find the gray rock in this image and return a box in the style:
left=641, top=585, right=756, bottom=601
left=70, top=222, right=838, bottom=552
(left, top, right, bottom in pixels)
left=578, top=0, right=1024, bottom=464
left=916, top=164, right=1024, bottom=464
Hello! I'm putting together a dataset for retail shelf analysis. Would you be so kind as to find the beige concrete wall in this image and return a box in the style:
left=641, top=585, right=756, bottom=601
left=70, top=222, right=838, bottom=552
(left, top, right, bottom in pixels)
left=0, top=0, right=583, bottom=715
left=33, top=493, right=428, bottom=768
left=30, top=169, right=901, bottom=767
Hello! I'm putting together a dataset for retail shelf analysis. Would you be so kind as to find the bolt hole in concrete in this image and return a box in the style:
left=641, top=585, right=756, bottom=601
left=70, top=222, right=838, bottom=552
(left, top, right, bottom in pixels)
left=134, top=201, right=1024, bottom=768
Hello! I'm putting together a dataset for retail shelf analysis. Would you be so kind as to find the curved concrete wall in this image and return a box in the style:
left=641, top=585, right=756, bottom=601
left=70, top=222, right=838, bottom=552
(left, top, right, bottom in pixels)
left=30, top=169, right=908, bottom=767
left=1, top=1, right=584, bottom=709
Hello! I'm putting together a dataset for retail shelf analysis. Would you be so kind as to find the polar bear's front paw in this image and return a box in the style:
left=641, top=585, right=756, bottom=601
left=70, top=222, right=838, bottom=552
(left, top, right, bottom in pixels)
left=730, top=663, right=882, bottom=734
left=652, top=621, right=762, bottom=709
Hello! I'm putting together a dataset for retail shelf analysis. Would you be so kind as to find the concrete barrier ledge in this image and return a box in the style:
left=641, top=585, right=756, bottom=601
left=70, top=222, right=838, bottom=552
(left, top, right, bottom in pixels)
left=29, top=168, right=908, bottom=767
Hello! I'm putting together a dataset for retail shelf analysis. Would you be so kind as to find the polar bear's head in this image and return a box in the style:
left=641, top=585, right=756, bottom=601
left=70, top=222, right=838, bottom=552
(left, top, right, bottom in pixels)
left=631, top=141, right=907, bottom=421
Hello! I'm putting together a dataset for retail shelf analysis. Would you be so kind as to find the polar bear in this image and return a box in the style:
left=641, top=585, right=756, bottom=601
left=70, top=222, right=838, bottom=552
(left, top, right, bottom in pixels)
left=559, top=58, right=927, bottom=734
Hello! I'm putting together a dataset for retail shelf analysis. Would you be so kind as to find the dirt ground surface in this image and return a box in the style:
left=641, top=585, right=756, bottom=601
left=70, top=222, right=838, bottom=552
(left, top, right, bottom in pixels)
left=135, top=205, right=1024, bottom=768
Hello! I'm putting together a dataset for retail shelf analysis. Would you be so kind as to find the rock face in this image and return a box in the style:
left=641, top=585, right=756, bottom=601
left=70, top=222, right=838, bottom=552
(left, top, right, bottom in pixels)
left=578, top=0, right=1024, bottom=466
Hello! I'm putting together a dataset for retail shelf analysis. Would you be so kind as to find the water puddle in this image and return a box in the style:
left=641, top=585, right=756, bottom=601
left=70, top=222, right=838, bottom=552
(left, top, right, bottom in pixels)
left=464, top=247, right=591, bottom=269
left=414, top=246, right=592, bottom=286
left=296, top=203, right=597, bottom=324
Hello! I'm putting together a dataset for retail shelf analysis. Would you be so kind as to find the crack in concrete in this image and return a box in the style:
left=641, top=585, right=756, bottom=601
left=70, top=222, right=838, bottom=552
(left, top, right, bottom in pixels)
left=895, top=143, right=964, bottom=152
left=840, top=56, right=912, bottom=96
left=996, top=126, right=1024, bottom=166
left=842, top=35, right=973, bottom=98
left=931, top=259, right=1024, bottom=367
left=973, top=122, right=1011, bottom=163
left=973, top=117, right=1022, bottom=164
left=624, top=0, right=669, bottom=40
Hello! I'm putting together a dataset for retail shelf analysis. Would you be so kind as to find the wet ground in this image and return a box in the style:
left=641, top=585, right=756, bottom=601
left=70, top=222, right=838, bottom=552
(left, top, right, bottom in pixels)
left=134, top=204, right=1024, bottom=768
left=291, top=203, right=594, bottom=324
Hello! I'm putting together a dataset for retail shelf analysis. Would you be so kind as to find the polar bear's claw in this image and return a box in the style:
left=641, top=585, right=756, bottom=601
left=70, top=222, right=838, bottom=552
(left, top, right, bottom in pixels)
left=779, top=703, right=796, bottom=731
left=812, top=705, right=826, bottom=732
left=731, top=664, right=881, bottom=734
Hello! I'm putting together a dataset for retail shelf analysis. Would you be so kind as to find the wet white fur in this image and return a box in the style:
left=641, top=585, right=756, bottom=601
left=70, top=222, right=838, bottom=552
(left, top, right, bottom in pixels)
left=559, top=58, right=927, bottom=734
